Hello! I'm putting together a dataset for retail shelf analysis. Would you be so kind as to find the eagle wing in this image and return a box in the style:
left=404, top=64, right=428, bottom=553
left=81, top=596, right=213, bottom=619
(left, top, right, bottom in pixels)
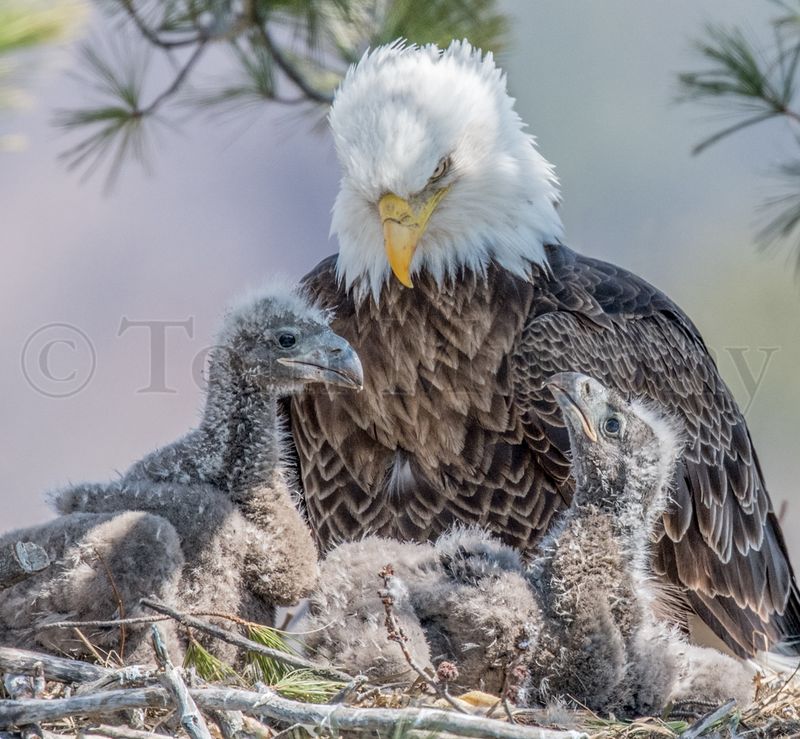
left=513, top=245, right=800, bottom=656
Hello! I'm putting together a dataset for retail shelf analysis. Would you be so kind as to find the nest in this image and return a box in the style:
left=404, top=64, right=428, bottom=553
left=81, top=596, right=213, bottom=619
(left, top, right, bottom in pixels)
left=0, top=598, right=798, bottom=739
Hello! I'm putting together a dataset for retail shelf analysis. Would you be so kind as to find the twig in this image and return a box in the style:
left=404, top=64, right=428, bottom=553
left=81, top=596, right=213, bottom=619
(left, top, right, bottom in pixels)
left=378, top=564, right=466, bottom=714
left=0, top=687, right=170, bottom=725
left=681, top=698, right=737, bottom=739
left=0, top=647, right=108, bottom=684
left=45, top=607, right=271, bottom=631
left=73, top=665, right=158, bottom=698
left=0, top=685, right=588, bottom=739
left=329, top=674, right=368, bottom=704
left=489, top=635, right=530, bottom=722
left=0, top=542, right=50, bottom=591
left=150, top=626, right=212, bottom=739
left=78, top=725, right=173, bottom=739
left=140, top=598, right=351, bottom=682
left=749, top=658, right=800, bottom=712
left=251, top=22, right=333, bottom=105
left=42, top=616, right=166, bottom=631
left=118, top=0, right=203, bottom=49
left=72, top=628, right=109, bottom=667
left=30, top=664, right=45, bottom=701
left=141, top=42, right=208, bottom=116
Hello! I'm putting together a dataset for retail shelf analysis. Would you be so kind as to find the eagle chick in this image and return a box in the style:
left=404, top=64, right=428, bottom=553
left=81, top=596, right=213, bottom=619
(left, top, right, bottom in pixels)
left=0, top=286, right=362, bottom=663
left=301, top=373, right=754, bottom=714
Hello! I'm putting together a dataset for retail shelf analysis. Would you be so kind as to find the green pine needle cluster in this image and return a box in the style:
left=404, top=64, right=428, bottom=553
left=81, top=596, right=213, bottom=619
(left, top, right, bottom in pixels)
left=245, top=622, right=298, bottom=684
left=182, top=623, right=344, bottom=703
left=184, top=636, right=239, bottom=682
left=270, top=670, right=344, bottom=703
left=245, top=623, right=344, bottom=702
left=679, top=2, right=800, bottom=272
left=57, top=0, right=508, bottom=186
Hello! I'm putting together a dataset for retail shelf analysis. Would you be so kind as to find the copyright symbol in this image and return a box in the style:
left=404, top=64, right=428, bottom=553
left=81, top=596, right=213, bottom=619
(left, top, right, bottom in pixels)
left=21, top=323, right=97, bottom=398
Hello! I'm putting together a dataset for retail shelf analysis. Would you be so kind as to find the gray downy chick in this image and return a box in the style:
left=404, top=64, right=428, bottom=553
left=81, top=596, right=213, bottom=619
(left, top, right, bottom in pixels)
left=5, top=286, right=362, bottom=663
left=301, top=528, right=541, bottom=694
left=301, top=537, right=438, bottom=683
left=528, top=372, right=754, bottom=714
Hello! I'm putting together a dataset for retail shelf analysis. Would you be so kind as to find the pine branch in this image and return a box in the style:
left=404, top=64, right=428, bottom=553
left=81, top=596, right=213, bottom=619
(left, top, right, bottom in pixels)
left=251, top=23, right=332, bottom=105
left=57, top=0, right=509, bottom=185
left=680, top=13, right=800, bottom=272
left=118, top=0, right=205, bottom=50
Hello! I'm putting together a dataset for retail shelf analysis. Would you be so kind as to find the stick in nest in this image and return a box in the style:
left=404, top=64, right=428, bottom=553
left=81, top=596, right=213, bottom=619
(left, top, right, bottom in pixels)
left=3, top=663, right=45, bottom=739
left=0, top=542, right=50, bottom=592
left=487, top=633, right=530, bottom=722
left=378, top=563, right=466, bottom=714
left=0, top=684, right=587, bottom=739
left=150, top=626, right=212, bottom=739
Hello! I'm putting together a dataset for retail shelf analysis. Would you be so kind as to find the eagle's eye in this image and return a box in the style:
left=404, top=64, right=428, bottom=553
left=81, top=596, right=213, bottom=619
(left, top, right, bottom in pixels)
left=278, top=333, right=297, bottom=349
left=603, top=416, right=621, bottom=436
left=430, top=156, right=451, bottom=183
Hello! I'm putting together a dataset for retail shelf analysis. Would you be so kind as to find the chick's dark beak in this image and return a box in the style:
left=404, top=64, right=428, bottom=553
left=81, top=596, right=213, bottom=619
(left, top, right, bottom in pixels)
left=277, top=332, right=364, bottom=390
left=545, top=372, right=600, bottom=443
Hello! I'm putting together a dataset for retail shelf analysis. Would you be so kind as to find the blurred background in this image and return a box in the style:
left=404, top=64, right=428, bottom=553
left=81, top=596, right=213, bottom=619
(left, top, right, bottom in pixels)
left=1, top=1, right=798, bottom=563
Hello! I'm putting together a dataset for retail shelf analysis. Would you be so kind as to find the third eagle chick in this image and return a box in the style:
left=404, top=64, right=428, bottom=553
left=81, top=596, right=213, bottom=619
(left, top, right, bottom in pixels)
left=529, top=372, right=754, bottom=714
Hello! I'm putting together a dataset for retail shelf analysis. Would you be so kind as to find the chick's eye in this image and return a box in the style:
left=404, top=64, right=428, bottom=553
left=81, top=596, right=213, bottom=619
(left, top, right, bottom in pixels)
left=278, top=333, right=296, bottom=348
left=604, top=417, right=621, bottom=435
left=430, top=157, right=450, bottom=182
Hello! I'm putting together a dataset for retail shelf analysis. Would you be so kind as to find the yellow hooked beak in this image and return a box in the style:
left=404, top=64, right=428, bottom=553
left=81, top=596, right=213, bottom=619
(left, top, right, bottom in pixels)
left=378, top=187, right=449, bottom=288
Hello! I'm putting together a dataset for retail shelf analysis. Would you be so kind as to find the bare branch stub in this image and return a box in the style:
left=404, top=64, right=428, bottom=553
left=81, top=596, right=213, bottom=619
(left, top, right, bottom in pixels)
left=488, top=633, right=530, bottom=722
left=0, top=542, right=50, bottom=591
left=0, top=646, right=109, bottom=684
left=150, top=625, right=213, bottom=739
left=3, top=667, right=47, bottom=739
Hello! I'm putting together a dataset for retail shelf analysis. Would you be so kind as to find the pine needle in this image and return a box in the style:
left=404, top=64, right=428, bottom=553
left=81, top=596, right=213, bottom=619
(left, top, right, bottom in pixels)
left=270, top=669, right=345, bottom=703
left=183, top=637, right=237, bottom=684
left=242, top=624, right=343, bottom=702
left=244, top=623, right=301, bottom=684
left=679, top=11, right=800, bottom=275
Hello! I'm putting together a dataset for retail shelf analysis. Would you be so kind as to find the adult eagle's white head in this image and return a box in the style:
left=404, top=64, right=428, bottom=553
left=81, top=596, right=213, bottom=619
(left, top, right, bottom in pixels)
left=329, top=40, right=564, bottom=300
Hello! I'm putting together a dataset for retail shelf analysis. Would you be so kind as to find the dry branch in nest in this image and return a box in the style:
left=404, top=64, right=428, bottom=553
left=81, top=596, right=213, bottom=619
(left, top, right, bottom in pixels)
left=0, top=683, right=586, bottom=739
left=0, top=542, right=49, bottom=591
left=139, top=599, right=351, bottom=683
left=150, top=626, right=212, bottom=739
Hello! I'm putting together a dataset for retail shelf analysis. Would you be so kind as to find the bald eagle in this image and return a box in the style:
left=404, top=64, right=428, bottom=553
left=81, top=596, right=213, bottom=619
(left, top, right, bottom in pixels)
left=288, top=40, right=800, bottom=658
